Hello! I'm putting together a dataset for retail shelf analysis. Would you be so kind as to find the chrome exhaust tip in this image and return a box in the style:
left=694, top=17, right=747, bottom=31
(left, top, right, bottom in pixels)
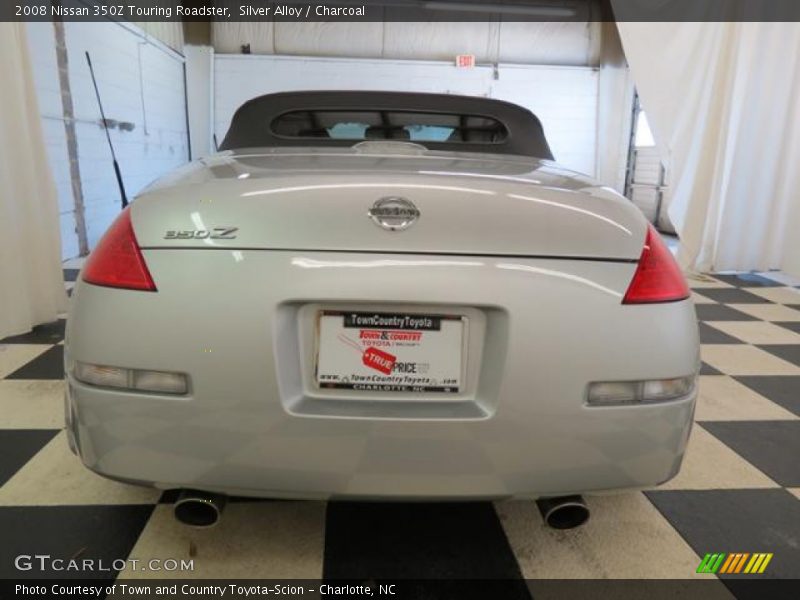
left=174, top=490, right=227, bottom=527
left=536, top=495, right=590, bottom=529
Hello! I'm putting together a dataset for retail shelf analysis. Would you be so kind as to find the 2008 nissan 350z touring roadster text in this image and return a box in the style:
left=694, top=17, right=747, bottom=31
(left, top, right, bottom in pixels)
left=64, top=91, right=699, bottom=528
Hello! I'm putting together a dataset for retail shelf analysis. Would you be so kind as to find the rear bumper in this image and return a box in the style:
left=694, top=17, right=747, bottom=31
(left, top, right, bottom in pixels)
left=64, top=375, right=695, bottom=499
left=64, top=250, right=699, bottom=500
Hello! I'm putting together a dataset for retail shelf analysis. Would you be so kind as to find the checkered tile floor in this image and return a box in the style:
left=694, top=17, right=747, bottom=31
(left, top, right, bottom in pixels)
left=1, top=264, right=799, bottom=585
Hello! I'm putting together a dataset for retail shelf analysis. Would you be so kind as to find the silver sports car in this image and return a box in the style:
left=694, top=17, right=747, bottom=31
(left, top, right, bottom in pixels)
left=65, top=91, right=698, bottom=528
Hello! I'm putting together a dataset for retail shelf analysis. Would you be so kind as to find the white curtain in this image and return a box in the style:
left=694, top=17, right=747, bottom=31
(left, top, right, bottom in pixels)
left=613, top=19, right=800, bottom=273
left=0, top=23, right=67, bottom=339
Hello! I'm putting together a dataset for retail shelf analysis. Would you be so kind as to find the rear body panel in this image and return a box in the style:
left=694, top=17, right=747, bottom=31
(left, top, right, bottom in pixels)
left=65, top=247, right=698, bottom=499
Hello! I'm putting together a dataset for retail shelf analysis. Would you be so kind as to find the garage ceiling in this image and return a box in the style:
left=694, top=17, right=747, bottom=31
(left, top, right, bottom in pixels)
left=212, top=0, right=604, bottom=66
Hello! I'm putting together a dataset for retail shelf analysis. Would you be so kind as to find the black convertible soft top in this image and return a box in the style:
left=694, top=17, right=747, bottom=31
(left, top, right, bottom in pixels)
left=219, top=91, right=554, bottom=160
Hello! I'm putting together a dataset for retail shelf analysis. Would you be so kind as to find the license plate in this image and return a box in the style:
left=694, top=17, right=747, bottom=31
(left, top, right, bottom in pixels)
left=316, top=311, right=465, bottom=393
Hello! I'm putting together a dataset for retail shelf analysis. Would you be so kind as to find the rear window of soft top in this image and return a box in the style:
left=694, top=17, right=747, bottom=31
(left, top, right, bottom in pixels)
left=270, top=109, right=509, bottom=144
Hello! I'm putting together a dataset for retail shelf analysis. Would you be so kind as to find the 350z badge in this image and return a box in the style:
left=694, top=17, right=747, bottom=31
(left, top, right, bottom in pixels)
left=164, top=227, right=238, bottom=240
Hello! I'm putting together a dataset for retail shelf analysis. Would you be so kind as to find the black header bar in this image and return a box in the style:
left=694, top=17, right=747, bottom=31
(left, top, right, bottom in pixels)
left=5, top=0, right=800, bottom=22
left=3, top=578, right=800, bottom=600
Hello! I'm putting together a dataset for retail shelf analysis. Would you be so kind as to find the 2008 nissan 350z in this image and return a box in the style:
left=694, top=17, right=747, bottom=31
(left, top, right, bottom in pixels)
left=64, top=91, right=699, bottom=527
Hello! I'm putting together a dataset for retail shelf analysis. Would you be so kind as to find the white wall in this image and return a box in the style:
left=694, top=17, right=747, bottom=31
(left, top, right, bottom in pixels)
left=212, top=54, right=599, bottom=177
left=26, top=21, right=189, bottom=258
left=213, top=21, right=601, bottom=66
left=489, top=64, right=598, bottom=176
left=595, top=21, right=634, bottom=193
left=185, top=45, right=214, bottom=160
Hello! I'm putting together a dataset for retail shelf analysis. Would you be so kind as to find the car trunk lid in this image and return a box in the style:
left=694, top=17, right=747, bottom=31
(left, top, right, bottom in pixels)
left=131, top=149, right=645, bottom=260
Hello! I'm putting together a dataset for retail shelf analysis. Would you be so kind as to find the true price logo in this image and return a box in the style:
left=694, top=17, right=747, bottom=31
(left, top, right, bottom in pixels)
left=362, top=347, right=397, bottom=375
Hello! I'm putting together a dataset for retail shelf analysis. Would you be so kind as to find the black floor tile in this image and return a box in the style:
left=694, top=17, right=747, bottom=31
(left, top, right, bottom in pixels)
left=0, top=429, right=60, bottom=486
left=698, top=323, right=746, bottom=344
left=695, top=304, right=759, bottom=322
left=773, top=321, right=800, bottom=334
left=694, top=288, right=771, bottom=304
left=0, top=505, right=154, bottom=579
left=757, top=345, right=800, bottom=367
left=5, top=345, right=64, bottom=380
left=63, top=268, right=80, bottom=282
left=645, top=489, right=800, bottom=580
left=734, top=376, right=800, bottom=417
left=0, top=319, right=65, bottom=345
left=701, top=421, right=800, bottom=487
left=323, top=502, right=527, bottom=591
left=700, top=362, right=723, bottom=376
left=711, top=273, right=786, bottom=288
left=158, top=489, right=181, bottom=504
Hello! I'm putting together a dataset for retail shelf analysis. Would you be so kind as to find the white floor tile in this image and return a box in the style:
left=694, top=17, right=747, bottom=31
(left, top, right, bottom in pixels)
left=0, top=345, right=51, bottom=379
left=692, top=292, right=717, bottom=305
left=705, top=321, right=800, bottom=345
left=701, top=345, right=800, bottom=376
left=687, top=275, right=733, bottom=289
left=727, top=303, right=800, bottom=322
left=0, top=380, right=65, bottom=429
left=657, top=426, right=778, bottom=490
left=496, top=493, right=720, bottom=580
left=695, top=376, right=798, bottom=422
left=122, top=502, right=326, bottom=579
left=749, top=287, right=800, bottom=304
left=0, top=431, right=160, bottom=506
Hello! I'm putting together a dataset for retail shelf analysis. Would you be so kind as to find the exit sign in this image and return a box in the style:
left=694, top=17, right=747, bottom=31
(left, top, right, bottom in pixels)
left=456, top=54, right=476, bottom=68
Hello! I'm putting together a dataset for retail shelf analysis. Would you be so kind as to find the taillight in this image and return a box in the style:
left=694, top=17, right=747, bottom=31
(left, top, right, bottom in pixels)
left=82, top=207, right=157, bottom=291
left=622, top=224, right=689, bottom=304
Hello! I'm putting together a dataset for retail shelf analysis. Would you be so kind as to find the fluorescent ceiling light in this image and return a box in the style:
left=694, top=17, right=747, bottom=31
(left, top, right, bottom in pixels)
left=423, top=1, right=578, bottom=17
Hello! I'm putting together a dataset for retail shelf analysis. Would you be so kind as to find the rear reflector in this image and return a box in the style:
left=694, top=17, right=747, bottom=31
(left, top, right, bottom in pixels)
left=587, top=376, right=695, bottom=406
left=622, top=224, right=689, bottom=304
left=82, top=207, right=156, bottom=291
left=75, top=362, right=188, bottom=395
